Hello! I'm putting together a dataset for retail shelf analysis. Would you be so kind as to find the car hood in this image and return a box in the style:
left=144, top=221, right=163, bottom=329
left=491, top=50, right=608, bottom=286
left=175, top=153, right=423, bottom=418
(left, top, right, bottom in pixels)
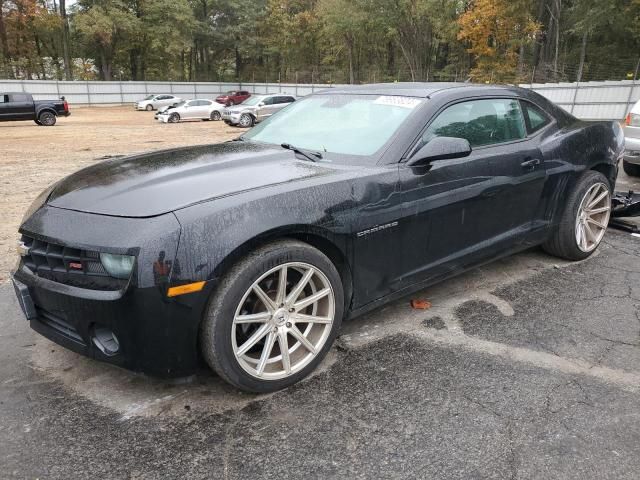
left=47, top=142, right=338, bottom=218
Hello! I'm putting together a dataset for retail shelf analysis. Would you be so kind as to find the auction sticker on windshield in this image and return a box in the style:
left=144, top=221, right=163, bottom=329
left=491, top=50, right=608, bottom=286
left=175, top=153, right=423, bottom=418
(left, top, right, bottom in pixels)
left=374, top=96, right=422, bottom=109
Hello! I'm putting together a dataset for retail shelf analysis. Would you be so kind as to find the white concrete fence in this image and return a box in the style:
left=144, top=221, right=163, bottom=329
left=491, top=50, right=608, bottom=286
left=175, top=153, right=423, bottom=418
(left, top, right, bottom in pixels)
left=1, top=79, right=638, bottom=120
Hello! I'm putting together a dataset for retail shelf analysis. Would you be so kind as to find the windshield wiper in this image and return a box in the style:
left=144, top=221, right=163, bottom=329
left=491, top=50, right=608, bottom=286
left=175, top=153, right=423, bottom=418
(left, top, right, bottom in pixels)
left=281, top=143, right=322, bottom=162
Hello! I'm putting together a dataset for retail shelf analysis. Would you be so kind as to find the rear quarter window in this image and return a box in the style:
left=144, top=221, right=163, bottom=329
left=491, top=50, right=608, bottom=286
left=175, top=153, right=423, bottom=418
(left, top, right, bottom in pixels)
left=521, top=101, right=551, bottom=133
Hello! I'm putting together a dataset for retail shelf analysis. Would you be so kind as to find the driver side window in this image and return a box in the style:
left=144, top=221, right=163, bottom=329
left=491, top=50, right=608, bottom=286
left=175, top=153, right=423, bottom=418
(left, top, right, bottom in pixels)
left=422, top=99, right=526, bottom=148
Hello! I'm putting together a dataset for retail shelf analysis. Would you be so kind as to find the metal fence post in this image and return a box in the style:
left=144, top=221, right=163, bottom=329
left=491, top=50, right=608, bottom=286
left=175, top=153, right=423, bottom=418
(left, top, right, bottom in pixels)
left=570, top=81, right=580, bottom=115
left=624, top=80, right=637, bottom=117
left=86, top=81, right=91, bottom=105
left=119, top=81, right=124, bottom=104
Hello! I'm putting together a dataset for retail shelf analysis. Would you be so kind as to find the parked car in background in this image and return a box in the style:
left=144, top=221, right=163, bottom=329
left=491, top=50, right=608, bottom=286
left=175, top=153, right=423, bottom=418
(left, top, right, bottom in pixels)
left=12, top=83, right=623, bottom=393
left=215, top=90, right=251, bottom=106
left=156, top=99, right=225, bottom=123
left=0, top=92, right=69, bottom=126
left=222, top=94, right=296, bottom=127
left=135, top=94, right=181, bottom=111
left=623, top=99, right=640, bottom=176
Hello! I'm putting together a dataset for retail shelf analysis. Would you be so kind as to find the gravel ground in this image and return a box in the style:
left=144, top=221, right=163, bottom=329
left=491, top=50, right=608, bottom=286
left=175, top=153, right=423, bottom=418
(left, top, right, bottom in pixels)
left=0, top=106, right=239, bottom=282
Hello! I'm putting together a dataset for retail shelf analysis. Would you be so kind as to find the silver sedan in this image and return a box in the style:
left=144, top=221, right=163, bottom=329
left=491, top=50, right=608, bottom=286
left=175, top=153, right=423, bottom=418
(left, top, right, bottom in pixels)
left=156, top=99, right=225, bottom=123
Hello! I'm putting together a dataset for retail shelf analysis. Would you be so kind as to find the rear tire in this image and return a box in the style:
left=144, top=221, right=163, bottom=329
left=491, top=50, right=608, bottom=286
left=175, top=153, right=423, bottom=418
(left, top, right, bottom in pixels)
left=38, top=111, right=56, bottom=126
left=211, top=111, right=221, bottom=121
left=623, top=160, right=640, bottom=177
left=200, top=240, right=344, bottom=393
left=542, top=170, right=611, bottom=261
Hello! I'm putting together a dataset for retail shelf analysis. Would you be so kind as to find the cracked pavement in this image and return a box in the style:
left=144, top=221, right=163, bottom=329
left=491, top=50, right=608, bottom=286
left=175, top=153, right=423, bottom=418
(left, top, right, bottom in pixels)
left=1, top=172, right=640, bottom=479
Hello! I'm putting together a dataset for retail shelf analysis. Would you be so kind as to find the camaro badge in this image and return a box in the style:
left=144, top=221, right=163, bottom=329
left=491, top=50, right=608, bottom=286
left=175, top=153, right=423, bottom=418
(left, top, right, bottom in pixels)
left=16, top=241, right=30, bottom=257
left=357, top=221, right=399, bottom=238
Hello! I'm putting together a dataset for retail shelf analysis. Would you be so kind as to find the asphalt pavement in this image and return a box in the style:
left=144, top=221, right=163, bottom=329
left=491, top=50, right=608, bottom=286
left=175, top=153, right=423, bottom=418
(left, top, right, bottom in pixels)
left=1, top=172, right=640, bottom=479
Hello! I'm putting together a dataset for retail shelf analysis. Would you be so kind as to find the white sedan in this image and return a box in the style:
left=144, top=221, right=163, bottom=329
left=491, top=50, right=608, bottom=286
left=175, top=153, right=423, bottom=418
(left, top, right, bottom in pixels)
left=156, top=99, right=225, bottom=123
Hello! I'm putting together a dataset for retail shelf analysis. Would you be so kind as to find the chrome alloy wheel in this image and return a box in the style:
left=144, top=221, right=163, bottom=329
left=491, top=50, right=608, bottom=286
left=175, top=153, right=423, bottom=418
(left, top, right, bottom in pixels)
left=232, top=262, right=335, bottom=380
left=575, top=182, right=611, bottom=253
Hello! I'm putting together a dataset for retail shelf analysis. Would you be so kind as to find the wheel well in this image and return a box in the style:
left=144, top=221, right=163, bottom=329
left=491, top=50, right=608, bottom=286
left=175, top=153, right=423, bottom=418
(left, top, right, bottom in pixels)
left=212, top=230, right=354, bottom=314
left=37, top=108, right=56, bottom=117
left=590, top=162, right=616, bottom=190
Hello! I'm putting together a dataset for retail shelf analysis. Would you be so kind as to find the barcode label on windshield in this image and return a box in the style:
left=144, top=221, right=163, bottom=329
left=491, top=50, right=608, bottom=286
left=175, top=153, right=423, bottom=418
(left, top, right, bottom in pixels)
left=374, top=96, right=421, bottom=109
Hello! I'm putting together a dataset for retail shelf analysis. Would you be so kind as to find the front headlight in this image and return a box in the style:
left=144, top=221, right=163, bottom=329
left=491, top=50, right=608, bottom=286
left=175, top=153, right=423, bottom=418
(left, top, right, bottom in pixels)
left=100, top=253, right=135, bottom=279
left=22, top=182, right=58, bottom=223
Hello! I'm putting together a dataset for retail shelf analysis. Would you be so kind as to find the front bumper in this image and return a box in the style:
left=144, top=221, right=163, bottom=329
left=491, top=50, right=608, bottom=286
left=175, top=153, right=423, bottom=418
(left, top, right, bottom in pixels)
left=12, top=205, right=208, bottom=378
left=156, top=114, right=170, bottom=123
left=624, top=134, right=640, bottom=165
left=221, top=110, right=242, bottom=124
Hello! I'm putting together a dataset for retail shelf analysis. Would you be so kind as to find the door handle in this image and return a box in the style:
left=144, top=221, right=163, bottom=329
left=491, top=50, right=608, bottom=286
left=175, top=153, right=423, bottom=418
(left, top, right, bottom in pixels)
left=521, top=158, right=541, bottom=170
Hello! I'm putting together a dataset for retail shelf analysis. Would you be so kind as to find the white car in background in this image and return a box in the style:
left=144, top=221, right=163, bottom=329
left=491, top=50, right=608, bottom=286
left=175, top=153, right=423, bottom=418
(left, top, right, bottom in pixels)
left=135, top=94, right=181, bottom=111
left=156, top=99, right=225, bottom=123
left=623, top=99, right=640, bottom=177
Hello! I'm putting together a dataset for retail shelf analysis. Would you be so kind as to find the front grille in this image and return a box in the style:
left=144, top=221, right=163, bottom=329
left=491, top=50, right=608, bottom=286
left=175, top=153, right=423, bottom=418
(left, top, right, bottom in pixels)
left=20, top=235, right=127, bottom=290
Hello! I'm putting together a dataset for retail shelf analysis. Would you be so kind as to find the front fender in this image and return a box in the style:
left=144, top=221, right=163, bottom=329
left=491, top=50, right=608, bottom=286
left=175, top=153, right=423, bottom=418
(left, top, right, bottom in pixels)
left=171, top=181, right=356, bottom=289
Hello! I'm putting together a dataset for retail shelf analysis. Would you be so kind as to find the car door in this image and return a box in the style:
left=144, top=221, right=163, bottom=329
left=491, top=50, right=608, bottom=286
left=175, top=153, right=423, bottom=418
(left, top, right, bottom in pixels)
left=393, top=97, right=547, bottom=289
left=256, top=96, right=279, bottom=121
left=156, top=95, right=171, bottom=108
left=182, top=100, right=200, bottom=119
left=193, top=100, right=212, bottom=119
left=273, top=96, right=294, bottom=113
left=0, top=94, right=9, bottom=120
left=8, top=93, right=33, bottom=120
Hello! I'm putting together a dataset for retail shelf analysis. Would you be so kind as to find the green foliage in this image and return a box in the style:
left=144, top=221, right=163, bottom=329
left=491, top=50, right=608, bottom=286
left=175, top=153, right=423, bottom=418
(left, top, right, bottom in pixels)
left=0, top=0, right=637, bottom=82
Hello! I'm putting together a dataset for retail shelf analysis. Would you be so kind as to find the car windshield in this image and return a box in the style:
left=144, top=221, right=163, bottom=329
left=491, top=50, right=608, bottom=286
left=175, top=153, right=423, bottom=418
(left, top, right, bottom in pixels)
left=242, top=94, right=423, bottom=157
left=144, top=95, right=155, bottom=100
left=241, top=96, right=263, bottom=106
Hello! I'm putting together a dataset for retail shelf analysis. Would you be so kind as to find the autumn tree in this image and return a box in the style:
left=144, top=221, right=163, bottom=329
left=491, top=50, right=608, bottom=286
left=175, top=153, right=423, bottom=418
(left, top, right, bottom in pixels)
left=458, top=0, right=540, bottom=82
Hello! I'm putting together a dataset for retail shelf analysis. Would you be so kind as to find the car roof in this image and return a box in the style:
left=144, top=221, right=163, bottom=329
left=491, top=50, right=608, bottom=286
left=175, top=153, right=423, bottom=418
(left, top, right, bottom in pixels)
left=316, top=82, right=521, bottom=98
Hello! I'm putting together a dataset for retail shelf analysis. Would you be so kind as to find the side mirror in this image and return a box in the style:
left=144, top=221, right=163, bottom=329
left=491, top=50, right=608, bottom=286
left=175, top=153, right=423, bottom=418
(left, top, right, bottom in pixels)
left=258, top=102, right=265, bottom=107
left=406, top=137, right=472, bottom=167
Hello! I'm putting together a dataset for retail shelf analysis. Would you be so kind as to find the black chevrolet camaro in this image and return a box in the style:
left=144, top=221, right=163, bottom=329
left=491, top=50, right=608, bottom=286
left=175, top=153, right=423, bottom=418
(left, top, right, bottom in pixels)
left=12, top=83, right=624, bottom=392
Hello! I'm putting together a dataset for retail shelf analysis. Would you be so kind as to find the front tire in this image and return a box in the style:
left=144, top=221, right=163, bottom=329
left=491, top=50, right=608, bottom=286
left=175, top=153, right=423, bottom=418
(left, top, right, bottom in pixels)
left=38, top=111, right=56, bottom=126
left=623, top=160, right=640, bottom=177
left=200, top=240, right=344, bottom=393
left=168, top=113, right=180, bottom=123
left=239, top=113, right=254, bottom=128
left=146, top=104, right=153, bottom=111
left=542, top=170, right=611, bottom=260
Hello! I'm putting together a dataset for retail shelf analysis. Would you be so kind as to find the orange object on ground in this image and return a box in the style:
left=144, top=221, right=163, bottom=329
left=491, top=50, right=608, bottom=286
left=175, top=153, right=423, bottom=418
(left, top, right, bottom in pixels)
left=411, top=299, right=432, bottom=310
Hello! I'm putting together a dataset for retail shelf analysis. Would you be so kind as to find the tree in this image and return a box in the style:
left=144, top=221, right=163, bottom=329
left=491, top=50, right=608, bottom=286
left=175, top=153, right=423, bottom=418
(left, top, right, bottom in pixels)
left=75, top=0, right=139, bottom=80
left=458, top=0, right=540, bottom=82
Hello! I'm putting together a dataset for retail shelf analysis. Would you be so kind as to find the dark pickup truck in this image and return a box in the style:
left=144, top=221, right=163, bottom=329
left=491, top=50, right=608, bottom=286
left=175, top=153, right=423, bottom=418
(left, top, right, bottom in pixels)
left=0, top=92, right=70, bottom=126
